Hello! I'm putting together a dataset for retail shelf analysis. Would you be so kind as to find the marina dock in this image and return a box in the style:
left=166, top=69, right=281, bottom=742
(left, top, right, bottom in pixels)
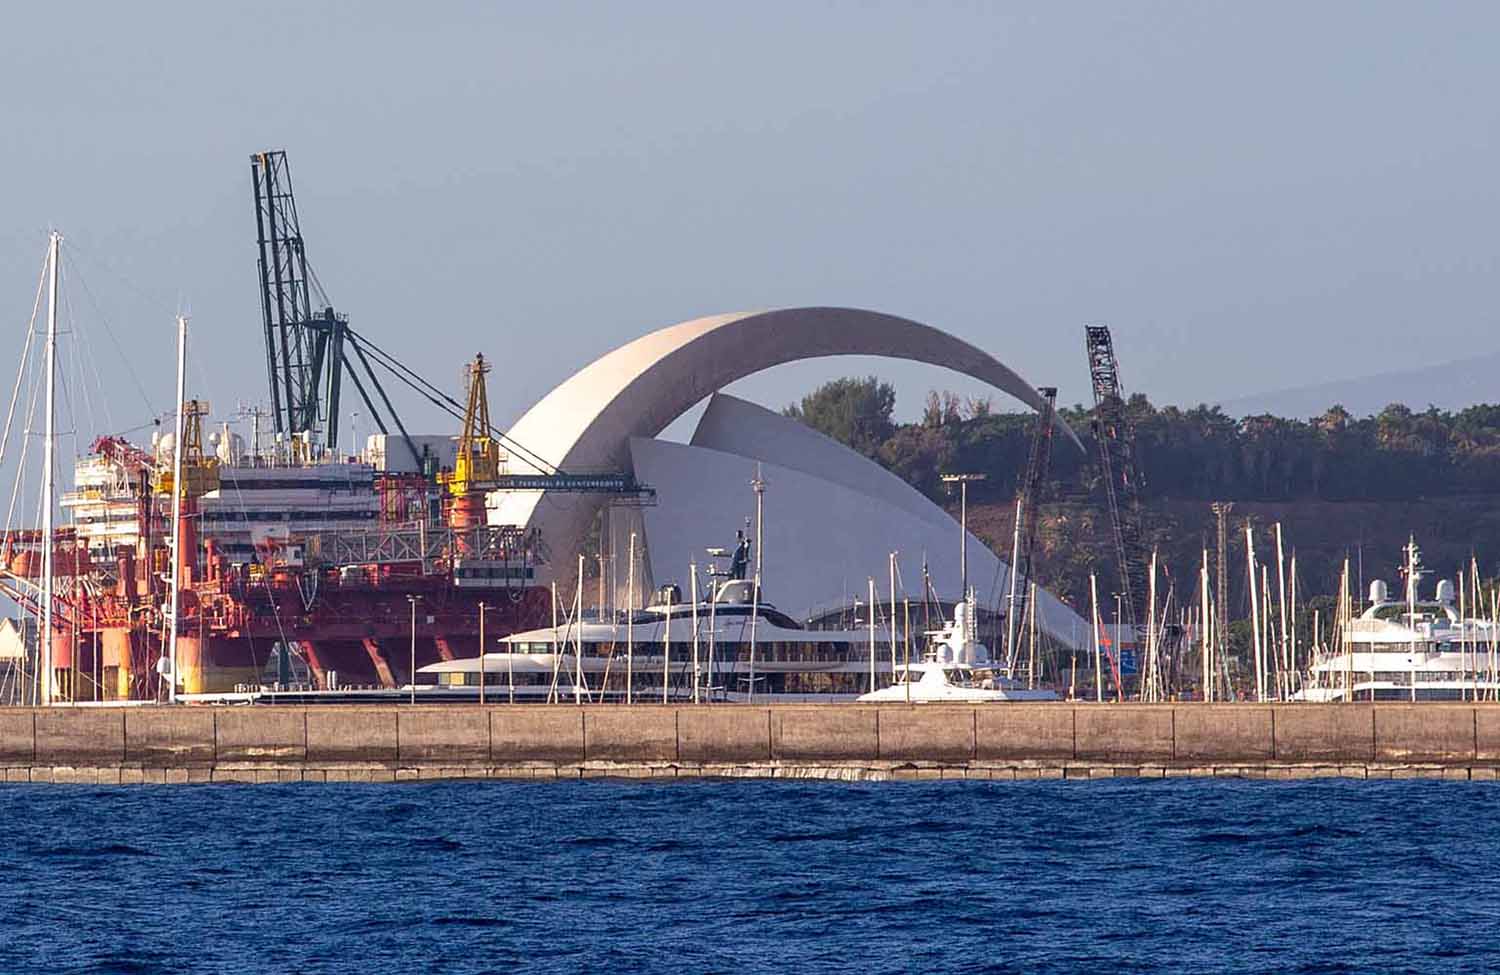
left=2, top=703, right=1499, bottom=783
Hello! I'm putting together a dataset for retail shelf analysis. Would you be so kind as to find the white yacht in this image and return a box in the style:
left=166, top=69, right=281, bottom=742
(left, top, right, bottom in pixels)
left=858, top=597, right=1058, bottom=703
left=413, top=577, right=908, bottom=703
left=1298, top=566, right=1500, bottom=703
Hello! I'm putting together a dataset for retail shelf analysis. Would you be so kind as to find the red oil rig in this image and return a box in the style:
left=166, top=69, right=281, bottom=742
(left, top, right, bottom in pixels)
left=2, top=152, right=641, bottom=703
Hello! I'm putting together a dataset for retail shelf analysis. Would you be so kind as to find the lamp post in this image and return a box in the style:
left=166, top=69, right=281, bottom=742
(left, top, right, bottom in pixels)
left=478, top=600, right=487, bottom=706
left=940, top=473, right=986, bottom=600
left=1113, top=591, right=1124, bottom=699
left=407, top=595, right=422, bottom=704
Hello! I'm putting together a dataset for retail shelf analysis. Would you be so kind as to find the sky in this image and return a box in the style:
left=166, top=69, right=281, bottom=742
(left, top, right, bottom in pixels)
left=2, top=1, right=1498, bottom=461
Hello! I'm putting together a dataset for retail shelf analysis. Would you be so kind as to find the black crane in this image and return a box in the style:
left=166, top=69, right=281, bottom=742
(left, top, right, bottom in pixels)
left=252, top=150, right=340, bottom=446
left=251, top=150, right=423, bottom=465
left=249, top=149, right=653, bottom=500
left=1084, top=324, right=1149, bottom=629
left=1003, top=386, right=1057, bottom=673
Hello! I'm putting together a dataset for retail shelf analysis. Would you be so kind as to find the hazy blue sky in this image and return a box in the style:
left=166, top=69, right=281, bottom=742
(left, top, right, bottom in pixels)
left=3, top=2, right=1498, bottom=452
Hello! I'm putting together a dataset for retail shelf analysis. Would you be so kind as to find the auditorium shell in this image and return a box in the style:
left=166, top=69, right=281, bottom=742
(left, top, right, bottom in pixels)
left=489, top=307, right=1091, bottom=649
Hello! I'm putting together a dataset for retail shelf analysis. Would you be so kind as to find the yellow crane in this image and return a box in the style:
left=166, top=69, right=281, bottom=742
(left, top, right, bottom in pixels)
left=152, top=399, right=220, bottom=498
left=439, top=355, right=504, bottom=527
left=439, top=353, right=654, bottom=529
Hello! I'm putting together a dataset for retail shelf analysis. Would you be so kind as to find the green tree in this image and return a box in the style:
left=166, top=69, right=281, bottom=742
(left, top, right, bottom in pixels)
left=784, top=376, right=897, bottom=456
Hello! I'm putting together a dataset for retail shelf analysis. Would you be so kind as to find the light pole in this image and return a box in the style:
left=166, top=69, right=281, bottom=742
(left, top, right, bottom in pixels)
left=478, top=600, right=487, bottom=706
left=747, top=467, right=766, bottom=703
left=407, top=595, right=422, bottom=704
left=1113, top=591, right=1124, bottom=697
left=940, top=473, right=987, bottom=600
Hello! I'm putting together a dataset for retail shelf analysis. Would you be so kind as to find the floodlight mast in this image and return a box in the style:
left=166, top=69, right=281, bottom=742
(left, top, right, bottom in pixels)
left=940, top=473, right=986, bottom=599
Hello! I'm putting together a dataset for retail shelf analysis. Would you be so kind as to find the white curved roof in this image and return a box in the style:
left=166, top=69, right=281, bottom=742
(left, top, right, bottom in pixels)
left=490, top=306, right=1077, bottom=562
left=628, top=432, right=1089, bottom=649
left=691, top=393, right=952, bottom=532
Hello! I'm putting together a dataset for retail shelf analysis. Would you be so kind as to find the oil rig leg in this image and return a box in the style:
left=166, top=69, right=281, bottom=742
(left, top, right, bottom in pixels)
left=361, top=638, right=398, bottom=689
left=299, top=641, right=329, bottom=688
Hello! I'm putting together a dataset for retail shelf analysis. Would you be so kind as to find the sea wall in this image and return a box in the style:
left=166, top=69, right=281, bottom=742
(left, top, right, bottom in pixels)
left=2, top=703, right=1499, bottom=783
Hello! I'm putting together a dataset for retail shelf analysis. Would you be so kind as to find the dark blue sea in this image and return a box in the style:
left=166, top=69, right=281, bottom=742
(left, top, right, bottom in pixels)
left=1, top=779, right=1494, bottom=974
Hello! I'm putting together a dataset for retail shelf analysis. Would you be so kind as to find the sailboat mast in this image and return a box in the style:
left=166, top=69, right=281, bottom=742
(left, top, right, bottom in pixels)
left=1289, top=552, right=1299, bottom=694
left=661, top=560, right=671, bottom=705
left=1090, top=572, right=1103, bottom=703
left=1027, top=580, right=1038, bottom=689
left=1200, top=548, right=1211, bottom=702
left=1275, top=523, right=1289, bottom=699
left=1406, top=538, right=1417, bottom=704
left=690, top=560, right=700, bottom=704
left=1004, top=496, right=1023, bottom=670
left=1246, top=522, right=1263, bottom=701
left=888, top=552, right=898, bottom=685
left=576, top=554, right=585, bottom=705
left=626, top=532, right=635, bottom=705
left=39, top=232, right=60, bottom=707
left=167, top=315, right=188, bottom=704
left=747, top=466, right=765, bottom=702
left=1146, top=549, right=1158, bottom=702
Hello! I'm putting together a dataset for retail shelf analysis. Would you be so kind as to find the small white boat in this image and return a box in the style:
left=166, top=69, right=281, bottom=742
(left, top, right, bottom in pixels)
left=858, top=597, right=1058, bottom=703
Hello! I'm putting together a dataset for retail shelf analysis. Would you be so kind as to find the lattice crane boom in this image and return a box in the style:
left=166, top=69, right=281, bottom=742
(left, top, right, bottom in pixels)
left=251, top=150, right=424, bottom=466
left=1004, top=386, right=1057, bottom=672
left=252, top=150, right=342, bottom=445
left=441, top=354, right=503, bottom=498
left=1085, top=324, right=1149, bottom=628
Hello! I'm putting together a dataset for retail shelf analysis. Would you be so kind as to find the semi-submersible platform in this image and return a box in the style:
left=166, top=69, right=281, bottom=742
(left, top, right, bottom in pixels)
left=1, top=151, right=646, bottom=702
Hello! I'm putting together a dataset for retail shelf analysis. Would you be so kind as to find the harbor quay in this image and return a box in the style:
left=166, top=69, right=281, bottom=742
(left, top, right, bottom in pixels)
left=1, top=703, right=1498, bottom=783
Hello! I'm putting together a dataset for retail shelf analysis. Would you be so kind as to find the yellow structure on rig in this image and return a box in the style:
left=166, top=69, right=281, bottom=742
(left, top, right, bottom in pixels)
left=438, top=354, right=505, bottom=527
left=151, top=399, right=221, bottom=498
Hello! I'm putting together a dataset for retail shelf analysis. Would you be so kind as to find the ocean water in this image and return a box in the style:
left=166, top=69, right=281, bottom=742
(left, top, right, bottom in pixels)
left=0, top=778, right=1494, bottom=974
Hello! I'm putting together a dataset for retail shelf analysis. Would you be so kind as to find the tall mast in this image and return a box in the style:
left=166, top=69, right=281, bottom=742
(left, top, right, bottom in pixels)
left=960, top=482, right=968, bottom=596
left=1212, top=502, right=1232, bottom=687
left=1005, top=496, right=1024, bottom=671
left=167, top=315, right=188, bottom=704
left=1246, top=521, right=1263, bottom=701
left=1200, top=548, right=1212, bottom=702
left=747, top=465, right=765, bottom=702
left=1275, top=523, right=1289, bottom=699
left=39, top=232, right=59, bottom=707
left=940, top=473, right=986, bottom=607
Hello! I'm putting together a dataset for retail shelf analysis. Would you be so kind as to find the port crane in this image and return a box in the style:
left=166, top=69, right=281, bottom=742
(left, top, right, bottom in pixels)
left=252, top=150, right=425, bottom=465
left=1084, top=325, right=1149, bottom=630
left=1003, top=385, right=1057, bottom=677
left=251, top=150, right=650, bottom=503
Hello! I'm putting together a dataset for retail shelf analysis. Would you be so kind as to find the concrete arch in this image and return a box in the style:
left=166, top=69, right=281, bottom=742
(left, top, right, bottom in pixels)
left=491, top=306, right=1076, bottom=564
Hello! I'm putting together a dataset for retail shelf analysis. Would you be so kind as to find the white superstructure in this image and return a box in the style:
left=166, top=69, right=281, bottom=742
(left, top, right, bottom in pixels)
left=858, top=597, right=1059, bottom=703
left=63, top=442, right=381, bottom=565
left=1299, top=559, right=1500, bottom=702
left=415, top=577, right=906, bottom=703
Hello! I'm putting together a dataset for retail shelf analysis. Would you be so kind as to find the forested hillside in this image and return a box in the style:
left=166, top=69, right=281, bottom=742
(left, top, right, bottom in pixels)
left=785, top=378, right=1500, bottom=606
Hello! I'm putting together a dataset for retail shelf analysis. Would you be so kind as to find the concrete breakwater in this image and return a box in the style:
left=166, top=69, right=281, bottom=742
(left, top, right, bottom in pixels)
left=3, top=704, right=1500, bottom=783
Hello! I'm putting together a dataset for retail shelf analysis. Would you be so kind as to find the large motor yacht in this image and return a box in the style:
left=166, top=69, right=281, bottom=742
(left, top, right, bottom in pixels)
left=413, top=577, right=908, bottom=703
left=1298, top=569, right=1500, bottom=703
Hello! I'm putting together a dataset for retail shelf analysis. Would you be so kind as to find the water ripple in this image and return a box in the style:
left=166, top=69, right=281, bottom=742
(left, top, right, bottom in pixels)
left=0, top=779, right=1493, bottom=974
